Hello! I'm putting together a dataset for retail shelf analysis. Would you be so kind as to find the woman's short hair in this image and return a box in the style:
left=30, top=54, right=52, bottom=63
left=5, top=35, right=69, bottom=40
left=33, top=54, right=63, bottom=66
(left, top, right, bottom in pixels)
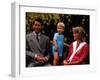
left=72, top=26, right=86, bottom=41
left=57, top=22, right=65, bottom=29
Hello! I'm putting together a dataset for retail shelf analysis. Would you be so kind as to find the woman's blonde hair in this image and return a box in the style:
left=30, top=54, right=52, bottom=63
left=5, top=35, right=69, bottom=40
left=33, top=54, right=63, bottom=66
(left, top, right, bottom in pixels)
left=72, top=26, right=86, bottom=41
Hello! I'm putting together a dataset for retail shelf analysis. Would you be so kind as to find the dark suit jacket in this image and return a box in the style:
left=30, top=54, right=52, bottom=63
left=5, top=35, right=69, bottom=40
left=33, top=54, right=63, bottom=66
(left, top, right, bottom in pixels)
left=26, top=32, right=50, bottom=66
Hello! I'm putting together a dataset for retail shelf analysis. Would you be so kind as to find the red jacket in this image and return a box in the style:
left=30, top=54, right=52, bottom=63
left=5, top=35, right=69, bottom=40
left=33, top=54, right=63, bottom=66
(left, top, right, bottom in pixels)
left=66, top=42, right=89, bottom=64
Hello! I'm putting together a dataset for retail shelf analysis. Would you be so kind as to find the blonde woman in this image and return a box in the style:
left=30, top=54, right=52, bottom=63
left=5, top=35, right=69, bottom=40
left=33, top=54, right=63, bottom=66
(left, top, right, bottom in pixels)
left=63, top=26, right=89, bottom=65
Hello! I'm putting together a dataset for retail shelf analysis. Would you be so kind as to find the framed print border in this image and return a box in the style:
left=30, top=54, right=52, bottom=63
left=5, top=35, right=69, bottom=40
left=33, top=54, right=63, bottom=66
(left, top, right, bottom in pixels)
left=11, top=2, right=96, bottom=78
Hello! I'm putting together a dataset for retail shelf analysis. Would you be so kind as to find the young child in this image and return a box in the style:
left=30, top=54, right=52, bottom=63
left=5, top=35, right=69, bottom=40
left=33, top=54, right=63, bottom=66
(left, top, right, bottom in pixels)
left=52, top=22, right=65, bottom=65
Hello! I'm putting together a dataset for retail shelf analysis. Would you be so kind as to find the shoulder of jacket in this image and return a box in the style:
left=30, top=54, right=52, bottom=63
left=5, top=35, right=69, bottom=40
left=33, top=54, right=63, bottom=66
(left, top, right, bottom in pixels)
left=41, top=34, right=49, bottom=39
left=26, top=32, right=33, bottom=38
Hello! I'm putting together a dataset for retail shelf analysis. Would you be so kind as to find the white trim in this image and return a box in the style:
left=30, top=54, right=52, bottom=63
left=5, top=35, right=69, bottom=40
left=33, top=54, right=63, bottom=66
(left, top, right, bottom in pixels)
left=68, top=41, right=86, bottom=62
left=11, top=1, right=96, bottom=78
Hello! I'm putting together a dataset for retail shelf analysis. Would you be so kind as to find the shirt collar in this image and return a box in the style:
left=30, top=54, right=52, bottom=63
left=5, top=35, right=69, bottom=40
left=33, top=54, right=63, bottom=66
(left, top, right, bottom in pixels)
left=33, top=31, right=41, bottom=36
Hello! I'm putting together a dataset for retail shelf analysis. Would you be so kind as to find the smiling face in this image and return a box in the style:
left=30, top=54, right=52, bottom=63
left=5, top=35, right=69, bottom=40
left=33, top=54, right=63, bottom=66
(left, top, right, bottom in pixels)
left=32, top=21, right=42, bottom=33
left=57, top=26, right=64, bottom=34
left=73, top=31, right=81, bottom=40
left=72, top=27, right=85, bottom=41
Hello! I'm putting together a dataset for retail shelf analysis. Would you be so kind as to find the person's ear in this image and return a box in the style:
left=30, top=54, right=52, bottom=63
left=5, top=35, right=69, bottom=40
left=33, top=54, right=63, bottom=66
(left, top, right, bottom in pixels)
left=32, top=24, right=35, bottom=30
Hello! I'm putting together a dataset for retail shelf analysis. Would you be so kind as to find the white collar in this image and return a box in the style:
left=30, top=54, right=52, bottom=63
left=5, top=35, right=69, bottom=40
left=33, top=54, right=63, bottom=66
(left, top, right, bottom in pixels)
left=68, top=41, right=86, bottom=62
left=73, top=41, right=86, bottom=54
left=33, top=31, right=41, bottom=36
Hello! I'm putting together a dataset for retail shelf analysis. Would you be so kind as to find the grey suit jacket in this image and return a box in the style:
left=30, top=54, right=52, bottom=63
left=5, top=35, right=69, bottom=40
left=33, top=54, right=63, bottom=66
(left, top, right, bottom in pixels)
left=26, top=32, right=50, bottom=60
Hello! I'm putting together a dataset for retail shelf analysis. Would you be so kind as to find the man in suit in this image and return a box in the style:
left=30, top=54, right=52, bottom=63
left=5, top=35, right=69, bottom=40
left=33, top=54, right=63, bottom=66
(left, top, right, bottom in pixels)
left=26, top=18, right=50, bottom=67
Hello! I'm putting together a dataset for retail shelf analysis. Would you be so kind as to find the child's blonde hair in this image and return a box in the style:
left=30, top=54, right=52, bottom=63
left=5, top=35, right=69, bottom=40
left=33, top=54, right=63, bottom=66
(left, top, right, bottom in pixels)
left=57, top=22, right=65, bottom=29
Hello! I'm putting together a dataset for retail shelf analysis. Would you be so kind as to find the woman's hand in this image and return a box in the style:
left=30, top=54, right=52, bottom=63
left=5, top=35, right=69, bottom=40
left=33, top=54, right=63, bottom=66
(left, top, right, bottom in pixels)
left=69, top=61, right=80, bottom=65
left=63, top=60, right=69, bottom=65
left=63, top=60, right=80, bottom=65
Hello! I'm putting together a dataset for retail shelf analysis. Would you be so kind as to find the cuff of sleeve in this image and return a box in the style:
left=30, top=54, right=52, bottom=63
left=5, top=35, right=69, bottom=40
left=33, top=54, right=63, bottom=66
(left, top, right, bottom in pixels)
left=35, top=54, right=37, bottom=58
left=45, top=57, right=48, bottom=61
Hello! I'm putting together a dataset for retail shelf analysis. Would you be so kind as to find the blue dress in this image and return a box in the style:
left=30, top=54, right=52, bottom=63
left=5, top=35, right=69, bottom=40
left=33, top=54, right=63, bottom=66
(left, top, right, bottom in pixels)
left=52, top=33, right=64, bottom=57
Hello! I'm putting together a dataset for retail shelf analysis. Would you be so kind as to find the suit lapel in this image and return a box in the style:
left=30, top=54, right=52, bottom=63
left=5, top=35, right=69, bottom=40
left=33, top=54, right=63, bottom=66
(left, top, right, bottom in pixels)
left=31, top=33, right=42, bottom=53
left=39, top=34, right=44, bottom=47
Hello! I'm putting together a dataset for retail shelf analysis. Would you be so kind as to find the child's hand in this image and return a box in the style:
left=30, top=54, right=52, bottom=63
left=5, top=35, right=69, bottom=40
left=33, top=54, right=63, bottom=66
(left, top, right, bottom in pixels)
left=55, top=45, right=59, bottom=50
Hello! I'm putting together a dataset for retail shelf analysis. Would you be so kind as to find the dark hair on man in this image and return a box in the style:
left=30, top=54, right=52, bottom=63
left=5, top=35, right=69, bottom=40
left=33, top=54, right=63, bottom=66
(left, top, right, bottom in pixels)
left=32, top=17, right=43, bottom=25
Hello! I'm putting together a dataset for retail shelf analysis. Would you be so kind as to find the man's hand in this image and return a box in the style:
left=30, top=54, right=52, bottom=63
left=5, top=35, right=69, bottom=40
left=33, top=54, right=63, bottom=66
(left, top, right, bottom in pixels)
left=34, top=54, right=48, bottom=63
left=35, top=56, right=43, bottom=63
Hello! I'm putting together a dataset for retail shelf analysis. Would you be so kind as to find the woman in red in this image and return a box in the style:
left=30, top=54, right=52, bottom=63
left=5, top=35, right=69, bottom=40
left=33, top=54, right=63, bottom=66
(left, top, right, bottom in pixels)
left=63, top=26, right=89, bottom=65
